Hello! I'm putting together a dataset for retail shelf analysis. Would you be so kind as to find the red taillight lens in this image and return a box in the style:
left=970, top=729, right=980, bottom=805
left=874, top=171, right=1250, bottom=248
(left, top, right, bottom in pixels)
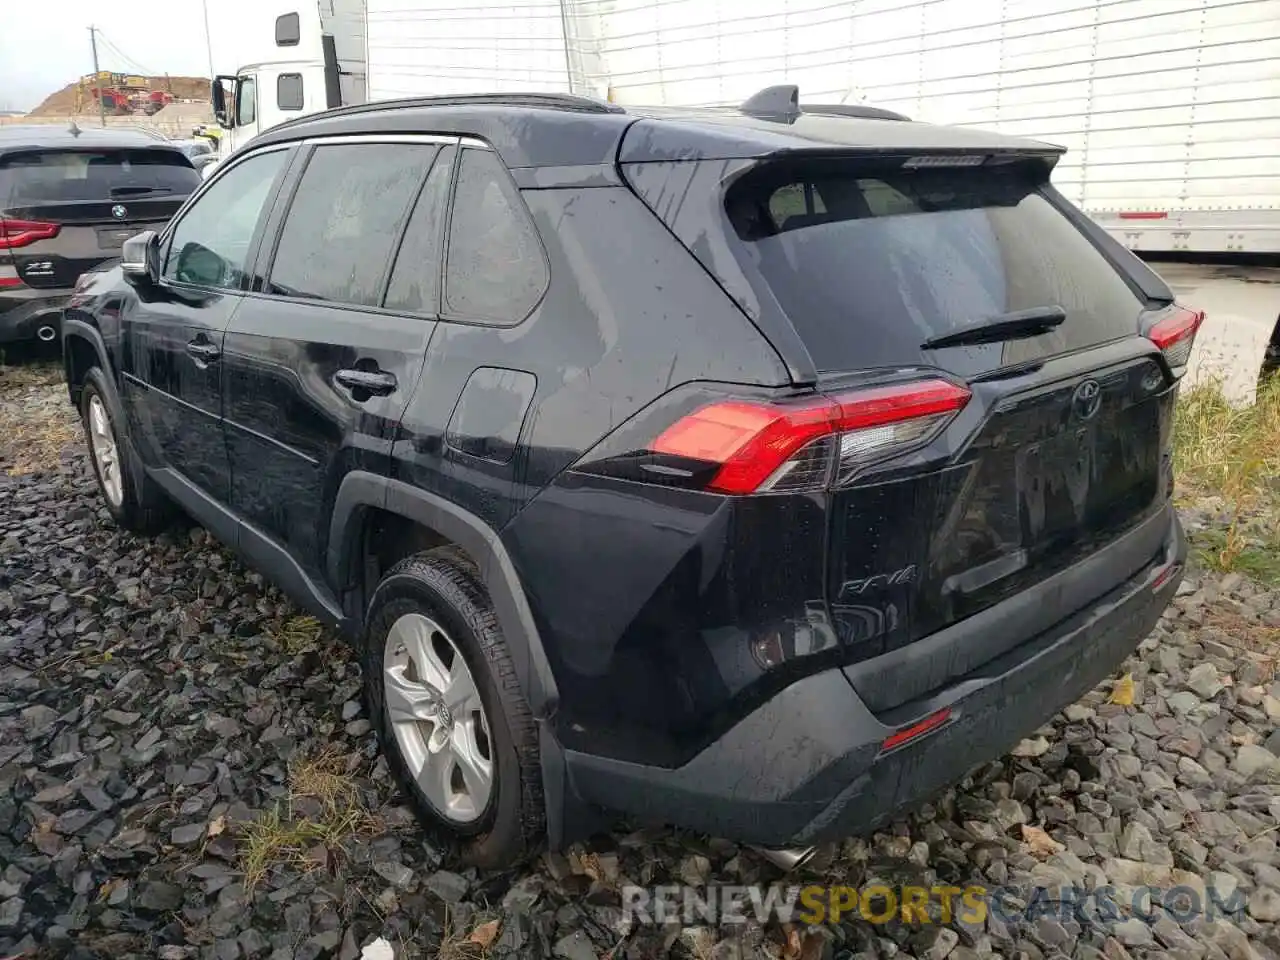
left=0, top=276, right=23, bottom=288
left=650, top=379, right=970, bottom=495
left=0, top=219, right=60, bottom=249
left=1147, top=305, right=1204, bottom=371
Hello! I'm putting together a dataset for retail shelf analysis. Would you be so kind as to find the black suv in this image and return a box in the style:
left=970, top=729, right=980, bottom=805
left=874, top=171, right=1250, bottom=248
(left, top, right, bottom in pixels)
left=2, top=124, right=199, bottom=344
left=63, top=88, right=1193, bottom=868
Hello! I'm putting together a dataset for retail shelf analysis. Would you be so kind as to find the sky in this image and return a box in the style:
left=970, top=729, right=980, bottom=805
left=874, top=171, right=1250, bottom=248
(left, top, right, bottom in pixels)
left=0, top=0, right=251, bottom=111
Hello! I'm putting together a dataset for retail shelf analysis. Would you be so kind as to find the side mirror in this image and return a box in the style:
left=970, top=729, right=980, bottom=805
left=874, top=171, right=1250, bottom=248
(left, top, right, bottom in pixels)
left=212, top=76, right=238, bottom=128
left=121, top=230, right=159, bottom=285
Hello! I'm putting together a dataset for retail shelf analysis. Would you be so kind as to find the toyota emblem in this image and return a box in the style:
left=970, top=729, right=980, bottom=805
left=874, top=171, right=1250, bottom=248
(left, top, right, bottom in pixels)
left=1072, top=379, right=1102, bottom=421
left=111, top=204, right=127, bottom=219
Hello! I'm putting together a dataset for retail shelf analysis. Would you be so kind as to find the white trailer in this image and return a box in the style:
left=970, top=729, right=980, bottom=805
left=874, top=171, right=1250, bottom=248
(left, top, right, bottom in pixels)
left=214, top=0, right=1280, bottom=255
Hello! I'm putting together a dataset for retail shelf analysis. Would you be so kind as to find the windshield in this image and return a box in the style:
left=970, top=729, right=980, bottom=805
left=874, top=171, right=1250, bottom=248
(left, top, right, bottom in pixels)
left=723, top=159, right=1144, bottom=374
left=0, top=148, right=200, bottom=204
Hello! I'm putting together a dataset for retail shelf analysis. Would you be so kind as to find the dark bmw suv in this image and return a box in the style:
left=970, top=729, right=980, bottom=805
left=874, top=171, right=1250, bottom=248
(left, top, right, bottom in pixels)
left=1, top=124, right=199, bottom=345
left=62, top=88, right=1193, bottom=869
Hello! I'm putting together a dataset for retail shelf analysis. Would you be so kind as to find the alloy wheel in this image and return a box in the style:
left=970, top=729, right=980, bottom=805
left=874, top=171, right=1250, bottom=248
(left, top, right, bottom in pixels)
left=382, top=612, right=494, bottom=823
left=87, top=394, right=123, bottom=508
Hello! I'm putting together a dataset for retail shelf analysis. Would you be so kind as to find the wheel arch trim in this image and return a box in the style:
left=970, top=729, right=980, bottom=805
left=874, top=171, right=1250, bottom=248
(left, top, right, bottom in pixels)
left=327, top=471, right=559, bottom=718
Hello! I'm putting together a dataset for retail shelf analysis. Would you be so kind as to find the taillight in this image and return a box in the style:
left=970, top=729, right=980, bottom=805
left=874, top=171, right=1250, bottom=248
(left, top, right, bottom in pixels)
left=648, top=379, right=970, bottom=495
left=0, top=219, right=60, bottom=249
left=1147, top=305, right=1204, bottom=371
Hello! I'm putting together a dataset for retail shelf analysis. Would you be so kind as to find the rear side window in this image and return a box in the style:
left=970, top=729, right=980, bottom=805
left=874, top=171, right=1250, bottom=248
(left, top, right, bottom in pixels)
left=0, top=149, right=200, bottom=204
left=723, top=160, right=1144, bottom=373
left=277, top=73, right=303, bottom=111
left=267, top=142, right=437, bottom=306
left=444, top=148, right=547, bottom=325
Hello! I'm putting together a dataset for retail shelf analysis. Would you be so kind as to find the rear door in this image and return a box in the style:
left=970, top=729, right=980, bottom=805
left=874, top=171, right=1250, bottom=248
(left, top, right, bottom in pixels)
left=220, top=137, right=451, bottom=579
left=0, top=146, right=199, bottom=290
left=627, top=153, right=1181, bottom=679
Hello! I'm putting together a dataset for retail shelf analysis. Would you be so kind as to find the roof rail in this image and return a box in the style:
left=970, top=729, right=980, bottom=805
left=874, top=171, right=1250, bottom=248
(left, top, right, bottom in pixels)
left=802, top=103, right=911, bottom=122
left=270, top=91, right=625, bottom=134
left=741, top=84, right=800, bottom=121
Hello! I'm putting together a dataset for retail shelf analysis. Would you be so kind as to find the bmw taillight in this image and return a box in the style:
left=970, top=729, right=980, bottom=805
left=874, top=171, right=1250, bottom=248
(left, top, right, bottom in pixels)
left=0, top=219, right=60, bottom=250
left=1146, top=305, right=1204, bottom=373
left=628, top=379, right=971, bottom=495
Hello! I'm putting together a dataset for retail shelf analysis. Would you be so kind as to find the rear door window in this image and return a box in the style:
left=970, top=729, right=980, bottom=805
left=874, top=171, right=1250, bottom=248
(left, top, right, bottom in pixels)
left=384, top=146, right=454, bottom=314
left=723, top=160, right=1144, bottom=373
left=266, top=142, right=437, bottom=306
left=0, top=149, right=200, bottom=204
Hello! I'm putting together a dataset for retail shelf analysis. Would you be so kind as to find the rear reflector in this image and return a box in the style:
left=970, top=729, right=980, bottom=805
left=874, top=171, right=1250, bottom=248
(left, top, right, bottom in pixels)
left=0, top=219, right=60, bottom=250
left=650, top=379, right=970, bottom=494
left=1147, top=305, right=1204, bottom=371
left=1151, top=562, right=1182, bottom=593
left=1118, top=211, right=1168, bottom=220
left=882, top=707, right=952, bottom=752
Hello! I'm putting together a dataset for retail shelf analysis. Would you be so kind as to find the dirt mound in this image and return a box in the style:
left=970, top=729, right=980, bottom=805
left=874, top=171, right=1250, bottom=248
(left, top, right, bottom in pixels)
left=28, top=76, right=210, bottom=116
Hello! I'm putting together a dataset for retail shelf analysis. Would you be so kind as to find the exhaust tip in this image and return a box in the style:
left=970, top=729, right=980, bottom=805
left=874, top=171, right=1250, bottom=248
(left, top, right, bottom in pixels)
left=750, top=845, right=818, bottom=872
left=37, top=325, right=57, bottom=342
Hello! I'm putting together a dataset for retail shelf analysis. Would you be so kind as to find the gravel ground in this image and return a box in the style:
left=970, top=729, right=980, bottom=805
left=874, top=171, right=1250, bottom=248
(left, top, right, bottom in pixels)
left=2, top=368, right=1279, bottom=960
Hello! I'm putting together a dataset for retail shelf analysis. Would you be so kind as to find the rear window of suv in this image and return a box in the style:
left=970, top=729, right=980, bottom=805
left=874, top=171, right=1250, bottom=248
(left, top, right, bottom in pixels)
left=0, top=149, right=200, bottom=205
left=723, top=158, right=1144, bottom=374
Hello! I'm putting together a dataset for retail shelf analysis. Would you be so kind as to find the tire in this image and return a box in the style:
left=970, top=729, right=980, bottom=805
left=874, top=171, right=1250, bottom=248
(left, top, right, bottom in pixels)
left=362, top=550, right=544, bottom=869
left=80, top=368, right=171, bottom=533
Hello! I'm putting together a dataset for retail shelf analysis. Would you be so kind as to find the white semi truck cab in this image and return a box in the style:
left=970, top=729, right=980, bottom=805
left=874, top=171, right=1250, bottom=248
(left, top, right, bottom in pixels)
left=210, top=1, right=366, bottom=166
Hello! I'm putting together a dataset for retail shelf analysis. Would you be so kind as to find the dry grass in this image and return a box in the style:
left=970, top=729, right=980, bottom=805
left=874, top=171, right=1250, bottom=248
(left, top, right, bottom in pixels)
left=1175, top=376, right=1280, bottom=581
left=1174, top=376, right=1280, bottom=503
left=436, top=913, right=502, bottom=960
left=0, top=358, right=79, bottom=476
left=272, top=615, right=326, bottom=655
left=239, top=749, right=377, bottom=890
left=1202, top=606, right=1280, bottom=664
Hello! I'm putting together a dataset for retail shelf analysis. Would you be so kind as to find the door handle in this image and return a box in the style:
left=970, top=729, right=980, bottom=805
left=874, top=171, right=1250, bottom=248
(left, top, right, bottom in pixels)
left=335, top=368, right=397, bottom=396
left=186, top=339, right=221, bottom=362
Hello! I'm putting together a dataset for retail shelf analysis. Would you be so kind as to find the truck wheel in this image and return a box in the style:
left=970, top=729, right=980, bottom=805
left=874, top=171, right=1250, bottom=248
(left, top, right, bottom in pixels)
left=362, top=550, right=544, bottom=869
left=80, top=368, right=171, bottom=533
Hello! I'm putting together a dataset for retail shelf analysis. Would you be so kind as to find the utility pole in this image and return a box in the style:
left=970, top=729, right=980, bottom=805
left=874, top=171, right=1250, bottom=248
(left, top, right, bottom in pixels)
left=88, top=26, right=106, bottom=127
left=201, top=0, right=215, bottom=82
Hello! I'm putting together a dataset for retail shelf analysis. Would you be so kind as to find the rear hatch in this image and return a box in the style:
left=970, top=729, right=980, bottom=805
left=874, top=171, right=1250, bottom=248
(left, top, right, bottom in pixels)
left=0, top=146, right=198, bottom=288
left=622, top=147, right=1189, bottom=704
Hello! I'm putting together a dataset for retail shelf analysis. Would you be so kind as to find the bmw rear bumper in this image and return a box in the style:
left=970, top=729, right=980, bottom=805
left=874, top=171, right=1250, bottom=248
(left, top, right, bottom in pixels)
left=559, top=503, right=1184, bottom=847
left=0, top=289, right=70, bottom=343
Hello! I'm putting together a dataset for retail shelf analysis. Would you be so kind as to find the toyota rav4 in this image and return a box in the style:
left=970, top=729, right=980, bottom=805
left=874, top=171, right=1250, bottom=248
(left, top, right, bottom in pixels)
left=62, top=87, right=1192, bottom=868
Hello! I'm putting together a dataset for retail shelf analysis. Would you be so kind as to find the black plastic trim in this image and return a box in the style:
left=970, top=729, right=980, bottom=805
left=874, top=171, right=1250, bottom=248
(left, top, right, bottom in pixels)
left=326, top=471, right=559, bottom=717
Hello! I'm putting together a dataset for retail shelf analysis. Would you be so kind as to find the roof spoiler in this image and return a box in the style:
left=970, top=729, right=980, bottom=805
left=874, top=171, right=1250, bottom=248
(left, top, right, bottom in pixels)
left=740, top=84, right=910, bottom=123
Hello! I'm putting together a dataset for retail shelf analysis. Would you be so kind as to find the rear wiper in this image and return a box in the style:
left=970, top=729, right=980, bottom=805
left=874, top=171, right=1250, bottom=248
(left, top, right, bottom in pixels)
left=921, top=305, right=1066, bottom=350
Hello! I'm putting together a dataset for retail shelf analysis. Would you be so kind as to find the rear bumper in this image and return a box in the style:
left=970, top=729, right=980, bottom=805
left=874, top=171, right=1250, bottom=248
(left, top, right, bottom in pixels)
left=0, top=289, right=70, bottom=343
left=561, top=503, right=1184, bottom=847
